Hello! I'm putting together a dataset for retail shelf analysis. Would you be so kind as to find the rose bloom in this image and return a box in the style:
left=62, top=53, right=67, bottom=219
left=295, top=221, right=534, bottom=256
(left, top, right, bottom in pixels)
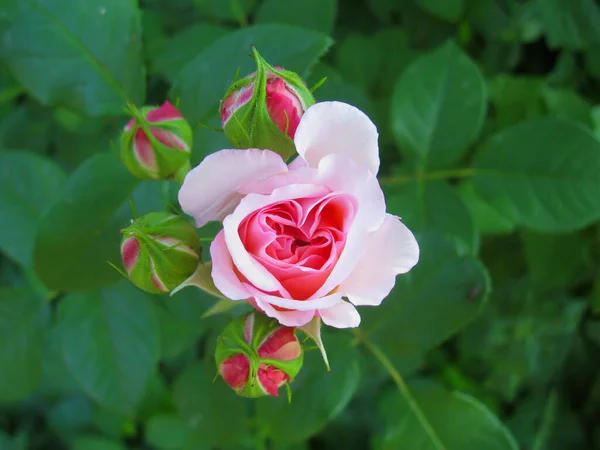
left=179, top=101, right=419, bottom=328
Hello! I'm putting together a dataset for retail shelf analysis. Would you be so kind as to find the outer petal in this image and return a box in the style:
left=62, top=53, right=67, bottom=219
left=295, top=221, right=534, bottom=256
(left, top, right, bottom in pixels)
left=294, top=101, right=380, bottom=175
left=310, top=154, right=386, bottom=298
left=244, top=285, right=342, bottom=311
left=255, top=298, right=316, bottom=327
left=210, top=231, right=252, bottom=300
left=178, top=149, right=288, bottom=227
left=341, top=214, right=419, bottom=306
left=319, top=300, right=361, bottom=328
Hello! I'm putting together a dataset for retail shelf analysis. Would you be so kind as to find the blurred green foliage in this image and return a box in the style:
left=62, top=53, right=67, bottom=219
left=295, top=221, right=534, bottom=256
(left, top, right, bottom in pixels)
left=1, top=0, right=600, bottom=448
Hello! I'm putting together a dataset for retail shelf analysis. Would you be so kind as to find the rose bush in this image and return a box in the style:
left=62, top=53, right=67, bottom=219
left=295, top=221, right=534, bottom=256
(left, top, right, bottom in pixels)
left=179, top=101, right=419, bottom=328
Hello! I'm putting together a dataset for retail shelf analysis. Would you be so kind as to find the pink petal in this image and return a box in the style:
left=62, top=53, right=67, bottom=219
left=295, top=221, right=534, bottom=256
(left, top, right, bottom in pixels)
left=294, top=101, right=380, bottom=175
left=178, top=149, right=288, bottom=227
left=254, top=298, right=316, bottom=327
left=309, top=154, right=386, bottom=298
left=257, top=363, right=289, bottom=397
left=151, top=129, right=189, bottom=152
left=223, top=184, right=330, bottom=293
left=258, top=327, right=301, bottom=361
left=288, top=155, right=309, bottom=171
left=121, top=237, right=140, bottom=274
left=150, top=261, right=168, bottom=292
left=265, top=78, right=303, bottom=137
left=210, top=231, right=252, bottom=300
left=243, top=283, right=342, bottom=311
left=220, top=354, right=250, bottom=391
left=341, top=214, right=419, bottom=306
left=221, top=83, right=255, bottom=125
left=147, top=101, right=183, bottom=122
left=243, top=313, right=254, bottom=344
left=238, top=194, right=353, bottom=300
left=319, top=300, right=361, bottom=328
left=133, top=129, right=158, bottom=173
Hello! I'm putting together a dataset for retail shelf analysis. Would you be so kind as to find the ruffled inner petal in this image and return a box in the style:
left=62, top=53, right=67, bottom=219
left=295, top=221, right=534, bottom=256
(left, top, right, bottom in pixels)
left=238, top=193, right=357, bottom=300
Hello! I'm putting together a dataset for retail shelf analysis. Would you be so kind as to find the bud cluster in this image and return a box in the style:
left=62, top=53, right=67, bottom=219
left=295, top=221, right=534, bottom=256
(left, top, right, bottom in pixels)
left=216, top=312, right=303, bottom=397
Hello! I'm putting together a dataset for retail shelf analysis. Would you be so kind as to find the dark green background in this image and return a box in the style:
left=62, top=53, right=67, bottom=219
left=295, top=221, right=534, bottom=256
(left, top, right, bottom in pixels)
left=1, top=0, right=600, bottom=448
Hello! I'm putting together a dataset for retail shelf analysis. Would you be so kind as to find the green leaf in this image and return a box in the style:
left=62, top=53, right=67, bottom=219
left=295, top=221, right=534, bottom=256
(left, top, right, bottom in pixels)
left=255, top=0, right=338, bottom=34
left=173, top=362, right=249, bottom=448
left=52, top=114, right=121, bottom=171
left=155, top=287, right=214, bottom=360
left=145, top=414, right=191, bottom=450
left=256, top=333, right=361, bottom=444
left=522, top=230, right=592, bottom=288
left=39, top=324, right=81, bottom=397
left=306, top=63, right=373, bottom=116
left=458, top=181, right=515, bottom=236
left=72, top=436, right=127, bottom=450
left=0, top=288, right=49, bottom=402
left=360, top=232, right=490, bottom=374
left=375, top=380, right=518, bottom=449
left=2, top=0, right=144, bottom=116
left=0, top=101, right=55, bottom=153
left=172, top=24, right=333, bottom=126
left=150, top=23, right=229, bottom=81
left=538, top=0, right=600, bottom=50
left=487, top=76, right=544, bottom=130
left=415, top=0, right=465, bottom=22
left=391, top=41, right=487, bottom=167
left=33, top=152, right=139, bottom=291
left=386, top=181, right=478, bottom=254
left=194, top=0, right=257, bottom=23
left=0, top=150, right=66, bottom=267
left=541, top=86, right=593, bottom=127
left=472, top=118, right=600, bottom=232
left=55, top=281, right=159, bottom=414
left=48, top=395, right=93, bottom=435
left=459, top=281, right=586, bottom=400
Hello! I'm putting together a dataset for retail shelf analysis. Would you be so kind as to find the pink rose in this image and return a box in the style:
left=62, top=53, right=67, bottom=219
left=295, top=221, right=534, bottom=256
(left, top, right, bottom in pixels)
left=179, top=101, right=419, bottom=328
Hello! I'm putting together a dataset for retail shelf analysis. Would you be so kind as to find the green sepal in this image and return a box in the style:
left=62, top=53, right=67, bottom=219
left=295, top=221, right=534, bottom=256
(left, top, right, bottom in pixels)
left=120, top=105, right=193, bottom=180
left=215, top=312, right=304, bottom=398
left=122, top=212, right=201, bottom=294
left=222, top=47, right=315, bottom=159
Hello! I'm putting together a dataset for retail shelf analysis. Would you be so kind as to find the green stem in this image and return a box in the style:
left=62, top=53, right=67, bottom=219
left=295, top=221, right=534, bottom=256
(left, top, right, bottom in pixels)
left=379, top=167, right=475, bottom=186
left=354, top=329, right=446, bottom=450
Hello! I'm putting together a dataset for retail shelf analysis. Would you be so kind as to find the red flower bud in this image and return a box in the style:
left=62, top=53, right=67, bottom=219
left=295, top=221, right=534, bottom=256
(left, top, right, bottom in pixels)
left=120, top=212, right=201, bottom=294
left=216, top=313, right=303, bottom=398
left=219, top=47, right=314, bottom=159
left=121, top=101, right=192, bottom=180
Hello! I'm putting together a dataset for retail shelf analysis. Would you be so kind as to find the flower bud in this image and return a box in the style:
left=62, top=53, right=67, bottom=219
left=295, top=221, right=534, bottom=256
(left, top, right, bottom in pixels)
left=215, top=312, right=303, bottom=398
left=121, top=101, right=193, bottom=180
left=121, top=212, right=201, bottom=294
left=220, top=47, right=315, bottom=159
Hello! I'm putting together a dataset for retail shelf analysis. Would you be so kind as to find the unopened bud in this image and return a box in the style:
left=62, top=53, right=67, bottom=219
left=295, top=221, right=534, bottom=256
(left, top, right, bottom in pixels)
left=121, top=212, right=201, bottom=294
left=216, top=312, right=303, bottom=397
left=121, top=101, right=192, bottom=180
left=220, top=47, right=314, bottom=158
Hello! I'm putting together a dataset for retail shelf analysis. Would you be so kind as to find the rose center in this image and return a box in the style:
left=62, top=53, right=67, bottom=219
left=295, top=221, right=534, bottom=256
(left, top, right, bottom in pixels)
left=238, top=194, right=357, bottom=300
